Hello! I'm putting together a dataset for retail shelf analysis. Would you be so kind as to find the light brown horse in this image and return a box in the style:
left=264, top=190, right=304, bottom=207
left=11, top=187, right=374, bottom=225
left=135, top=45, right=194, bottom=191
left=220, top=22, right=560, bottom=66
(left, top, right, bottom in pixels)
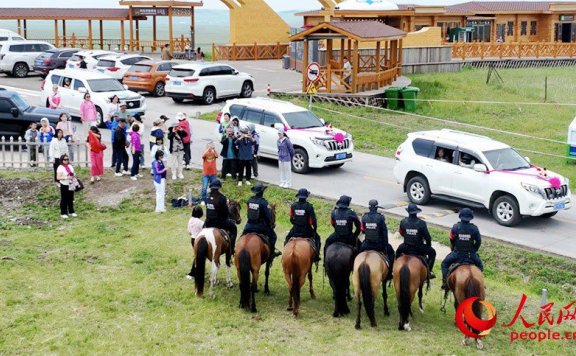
left=445, top=264, right=486, bottom=350
left=193, top=228, right=233, bottom=298
left=393, top=255, right=429, bottom=331
left=282, top=238, right=316, bottom=317
left=352, top=251, right=390, bottom=329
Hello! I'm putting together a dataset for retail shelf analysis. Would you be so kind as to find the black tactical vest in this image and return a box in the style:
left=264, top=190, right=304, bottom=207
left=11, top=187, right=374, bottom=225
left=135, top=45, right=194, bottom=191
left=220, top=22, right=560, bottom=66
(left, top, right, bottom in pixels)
left=363, top=213, right=381, bottom=242
left=292, top=202, right=309, bottom=226
left=402, top=218, right=423, bottom=247
left=454, top=223, right=475, bottom=252
left=334, top=209, right=352, bottom=236
left=247, top=198, right=262, bottom=223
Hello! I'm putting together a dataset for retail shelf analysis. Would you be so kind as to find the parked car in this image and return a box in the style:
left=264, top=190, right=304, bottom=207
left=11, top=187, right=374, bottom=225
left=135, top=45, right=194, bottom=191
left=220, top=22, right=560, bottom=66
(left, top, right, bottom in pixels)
left=33, top=48, right=80, bottom=77
left=0, top=40, right=55, bottom=78
left=93, top=53, right=151, bottom=81
left=40, top=69, right=146, bottom=126
left=122, top=60, right=179, bottom=96
left=0, top=29, right=25, bottom=43
left=165, top=62, right=254, bottom=105
left=220, top=98, right=353, bottom=173
left=0, top=89, right=64, bottom=137
left=393, top=129, right=572, bottom=226
left=66, top=50, right=115, bottom=71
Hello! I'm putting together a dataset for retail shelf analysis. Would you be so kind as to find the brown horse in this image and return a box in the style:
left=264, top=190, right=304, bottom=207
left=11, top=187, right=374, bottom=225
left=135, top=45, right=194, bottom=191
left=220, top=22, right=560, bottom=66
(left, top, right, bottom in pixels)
left=393, top=255, right=429, bottom=331
left=282, top=238, right=316, bottom=317
left=228, top=200, right=242, bottom=224
left=444, top=264, right=486, bottom=350
left=352, top=251, right=390, bottom=329
left=193, top=228, right=233, bottom=298
left=234, top=204, right=276, bottom=312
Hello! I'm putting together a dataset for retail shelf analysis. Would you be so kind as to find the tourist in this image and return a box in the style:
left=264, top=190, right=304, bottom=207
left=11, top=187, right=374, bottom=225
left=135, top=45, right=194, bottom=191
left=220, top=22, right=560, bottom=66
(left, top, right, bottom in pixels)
left=150, top=137, right=170, bottom=163
left=39, top=117, right=55, bottom=165
left=161, top=43, right=173, bottom=60
left=248, top=123, right=260, bottom=178
left=80, top=93, right=98, bottom=133
left=220, top=127, right=238, bottom=180
left=131, top=115, right=146, bottom=168
left=176, top=112, right=192, bottom=169
left=343, top=56, right=352, bottom=85
left=78, top=56, right=87, bottom=69
left=218, top=113, right=231, bottom=137
left=152, top=150, right=168, bottom=213
left=48, top=85, right=61, bottom=110
left=201, top=142, right=219, bottom=203
left=50, top=129, right=69, bottom=182
left=168, top=122, right=187, bottom=180
left=236, top=126, right=255, bottom=186
left=87, top=126, right=106, bottom=183
left=56, top=112, right=75, bottom=161
left=159, top=115, right=170, bottom=143
left=229, top=116, right=240, bottom=137
left=105, top=95, right=121, bottom=122
left=149, top=119, right=164, bottom=150
left=106, top=112, right=123, bottom=168
left=277, top=128, right=294, bottom=188
left=129, top=124, right=142, bottom=180
left=113, top=119, right=129, bottom=177
left=196, top=47, right=205, bottom=61
left=56, top=154, right=77, bottom=219
left=24, top=122, right=38, bottom=167
left=187, top=205, right=204, bottom=243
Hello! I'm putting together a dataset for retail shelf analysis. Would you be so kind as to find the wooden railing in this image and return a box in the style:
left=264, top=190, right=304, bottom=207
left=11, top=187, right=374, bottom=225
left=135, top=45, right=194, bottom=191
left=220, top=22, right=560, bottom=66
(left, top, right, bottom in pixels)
left=212, top=43, right=289, bottom=61
left=356, top=67, right=399, bottom=93
left=452, top=42, right=576, bottom=60
left=314, top=66, right=399, bottom=93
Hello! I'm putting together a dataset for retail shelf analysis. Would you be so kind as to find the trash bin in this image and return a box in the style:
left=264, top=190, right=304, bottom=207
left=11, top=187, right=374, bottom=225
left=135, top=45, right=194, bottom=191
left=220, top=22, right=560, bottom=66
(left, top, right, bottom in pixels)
left=385, top=87, right=403, bottom=110
left=567, top=117, right=576, bottom=164
left=401, top=86, right=420, bottom=112
left=282, top=55, right=290, bottom=70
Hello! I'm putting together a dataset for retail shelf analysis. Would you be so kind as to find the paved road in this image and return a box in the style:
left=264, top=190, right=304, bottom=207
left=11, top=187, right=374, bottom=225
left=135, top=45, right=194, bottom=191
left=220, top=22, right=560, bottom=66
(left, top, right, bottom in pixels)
left=2, top=65, right=576, bottom=260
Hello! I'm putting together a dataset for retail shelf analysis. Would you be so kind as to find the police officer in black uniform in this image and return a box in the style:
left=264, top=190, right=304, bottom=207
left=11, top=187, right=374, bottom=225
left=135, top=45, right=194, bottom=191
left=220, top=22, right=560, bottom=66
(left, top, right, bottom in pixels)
left=285, top=188, right=321, bottom=262
left=395, top=203, right=437, bottom=279
left=360, top=199, right=395, bottom=280
left=203, top=179, right=238, bottom=251
left=324, top=195, right=361, bottom=258
left=441, top=208, right=483, bottom=290
left=242, top=183, right=280, bottom=258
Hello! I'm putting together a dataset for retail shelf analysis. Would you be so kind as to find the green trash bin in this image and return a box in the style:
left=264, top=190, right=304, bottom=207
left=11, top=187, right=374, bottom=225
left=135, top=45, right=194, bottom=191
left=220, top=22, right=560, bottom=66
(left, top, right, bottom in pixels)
left=385, top=86, right=403, bottom=110
left=401, top=86, right=420, bottom=112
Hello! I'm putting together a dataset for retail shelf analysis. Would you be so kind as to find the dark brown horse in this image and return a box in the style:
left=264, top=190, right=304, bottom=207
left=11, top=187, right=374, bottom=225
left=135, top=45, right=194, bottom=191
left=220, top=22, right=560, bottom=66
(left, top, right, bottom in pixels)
left=282, top=238, right=316, bottom=317
left=228, top=200, right=242, bottom=224
left=393, top=255, right=429, bottom=331
left=193, top=228, right=233, bottom=298
left=325, top=242, right=355, bottom=318
left=234, top=204, right=276, bottom=312
left=352, top=251, right=390, bottom=329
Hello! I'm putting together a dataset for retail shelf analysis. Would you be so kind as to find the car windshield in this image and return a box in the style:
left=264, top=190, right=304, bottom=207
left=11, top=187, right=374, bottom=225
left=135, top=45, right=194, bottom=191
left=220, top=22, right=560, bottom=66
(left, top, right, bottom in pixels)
left=128, top=64, right=151, bottom=73
left=11, top=94, right=30, bottom=111
left=283, top=110, right=324, bottom=129
left=169, top=68, right=195, bottom=78
left=87, top=79, right=126, bottom=93
left=97, top=59, right=116, bottom=68
left=38, top=51, right=54, bottom=59
left=483, top=148, right=531, bottom=171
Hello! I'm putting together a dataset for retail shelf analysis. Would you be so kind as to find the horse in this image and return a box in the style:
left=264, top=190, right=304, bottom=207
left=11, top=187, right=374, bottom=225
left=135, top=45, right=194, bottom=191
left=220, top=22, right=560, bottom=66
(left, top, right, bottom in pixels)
left=193, top=228, right=233, bottom=298
left=281, top=238, right=316, bottom=317
left=352, top=251, right=390, bottom=329
left=234, top=204, right=276, bottom=312
left=393, top=255, right=429, bottom=331
left=228, top=199, right=242, bottom=224
left=444, top=264, right=486, bottom=350
left=325, top=242, right=355, bottom=317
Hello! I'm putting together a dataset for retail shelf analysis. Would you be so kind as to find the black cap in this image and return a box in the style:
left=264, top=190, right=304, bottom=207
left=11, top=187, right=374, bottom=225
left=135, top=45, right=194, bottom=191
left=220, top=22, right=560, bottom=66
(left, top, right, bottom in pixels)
left=296, top=188, right=310, bottom=199
left=209, top=179, right=222, bottom=189
left=251, top=183, right=267, bottom=194
left=336, top=195, right=352, bottom=208
left=406, top=203, right=422, bottom=215
left=459, top=208, right=474, bottom=222
left=369, top=199, right=378, bottom=207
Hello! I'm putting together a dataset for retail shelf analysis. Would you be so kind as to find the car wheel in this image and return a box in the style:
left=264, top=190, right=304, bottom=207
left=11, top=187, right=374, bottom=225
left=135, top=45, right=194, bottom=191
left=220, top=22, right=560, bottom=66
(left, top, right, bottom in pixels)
left=241, top=81, right=253, bottom=98
left=291, top=148, right=310, bottom=174
left=541, top=211, right=558, bottom=218
left=492, top=195, right=521, bottom=227
left=406, top=176, right=431, bottom=205
left=153, top=82, right=165, bottom=97
left=172, top=97, right=184, bottom=103
left=12, top=63, right=29, bottom=78
left=203, top=87, right=216, bottom=105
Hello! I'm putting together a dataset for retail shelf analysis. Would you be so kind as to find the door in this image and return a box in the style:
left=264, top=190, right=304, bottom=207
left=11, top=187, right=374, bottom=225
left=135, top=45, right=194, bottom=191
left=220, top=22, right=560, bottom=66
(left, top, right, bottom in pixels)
left=450, top=150, right=488, bottom=203
left=562, top=23, right=572, bottom=43
left=425, top=144, right=457, bottom=195
left=222, top=65, right=243, bottom=96
left=259, top=111, right=283, bottom=156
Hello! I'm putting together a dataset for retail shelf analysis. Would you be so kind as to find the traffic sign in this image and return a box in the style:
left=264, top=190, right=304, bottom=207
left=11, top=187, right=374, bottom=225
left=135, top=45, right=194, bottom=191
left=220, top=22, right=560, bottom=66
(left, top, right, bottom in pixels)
left=307, top=82, right=317, bottom=95
left=306, top=62, right=321, bottom=83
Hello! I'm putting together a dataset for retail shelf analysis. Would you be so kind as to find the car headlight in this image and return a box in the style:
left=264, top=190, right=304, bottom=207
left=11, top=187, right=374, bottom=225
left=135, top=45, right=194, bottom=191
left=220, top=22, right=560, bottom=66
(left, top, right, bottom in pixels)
left=521, top=182, right=544, bottom=198
left=310, top=137, right=325, bottom=147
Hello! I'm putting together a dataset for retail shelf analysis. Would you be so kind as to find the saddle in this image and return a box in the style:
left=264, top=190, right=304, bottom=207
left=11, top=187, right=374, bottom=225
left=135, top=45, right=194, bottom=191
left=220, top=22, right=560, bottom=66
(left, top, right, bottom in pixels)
left=253, top=233, right=270, bottom=245
left=447, top=262, right=471, bottom=278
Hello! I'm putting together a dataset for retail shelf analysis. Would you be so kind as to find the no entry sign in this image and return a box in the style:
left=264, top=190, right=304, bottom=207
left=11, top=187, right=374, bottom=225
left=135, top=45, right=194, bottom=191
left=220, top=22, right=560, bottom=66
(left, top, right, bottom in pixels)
left=306, top=62, right=321, bottom=83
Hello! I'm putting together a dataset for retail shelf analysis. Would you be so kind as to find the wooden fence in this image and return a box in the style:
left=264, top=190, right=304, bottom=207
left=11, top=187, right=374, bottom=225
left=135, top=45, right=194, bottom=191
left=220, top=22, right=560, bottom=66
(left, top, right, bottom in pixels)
left=0, top=138, right=90, bottom=169
left=212, top=43, right=289, bottom=61
left=452, top=42, right=576, bottom=60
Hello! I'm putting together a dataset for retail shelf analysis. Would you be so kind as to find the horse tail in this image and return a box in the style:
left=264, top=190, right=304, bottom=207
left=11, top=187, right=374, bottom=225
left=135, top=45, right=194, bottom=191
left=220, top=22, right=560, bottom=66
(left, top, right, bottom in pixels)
left=359, top=263, right=375, bottom=325
left=291, top=253, right=301, bottom=311
left=194, top=237, right=208, bottom=296
left=238, top=249, right=251, bottom=309
left=398, top=264, right=412, bottom=324
left=465, top=275, right=483, bottom=324
left=327, top=255, right=348, bottom=316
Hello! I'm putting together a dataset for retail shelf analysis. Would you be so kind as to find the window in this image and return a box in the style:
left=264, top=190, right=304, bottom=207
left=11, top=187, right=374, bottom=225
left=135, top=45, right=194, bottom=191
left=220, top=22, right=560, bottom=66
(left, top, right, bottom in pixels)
left=97, top=59, right=116, bottom=68
left=496, top=23, right=506, bottom=41
left=73, top=80, right=86, bottom=92
left=507, top=21, right=514, bottom=36
left=457, top=151, right=482, bottom=169
left=129, top=64, right=152, bottom=73
left=521, top=21, right=527, bottom=36
left=434, top=146, right=455, bottom=163
left=39, top=44, right=52, bottom=51
left=415, top=25, right=426, bottom=31
left=9, top=44, right=26, bottom=52
left=0, top=99, right=12, bottom=113
left=219, top=66, right=235, bottom=75
left=263, top=113, right=282, bottom=127
left=50, top=74, right=62, bottom=85
left=86, top=79, right=125, bottom=93
left=157, top=63, right=172, bottom=72
left=61, top=77, right=73, bottom=89
left=0, top=37, right=8, bottom=41
left=59, top=51, right=75, bottom=58
left=229, top=104, right=245, bottom=118
left=242, top=110, right=263, bottom=125
left=530, top=21, right=537, bottom=35
left=411, top=138, right=434, bottom=157
left=199, top=67, right=214, bottom=76
left=121, top=57, right=141, bottom=65
left=169, top=68, right=195, bottom=78
left=483, top=148, right=530, bottom=171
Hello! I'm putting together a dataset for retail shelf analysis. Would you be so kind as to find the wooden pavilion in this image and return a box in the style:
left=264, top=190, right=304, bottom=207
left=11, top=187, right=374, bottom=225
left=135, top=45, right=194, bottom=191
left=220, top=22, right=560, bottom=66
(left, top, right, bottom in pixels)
left=289, top=21, right=406, bottom=94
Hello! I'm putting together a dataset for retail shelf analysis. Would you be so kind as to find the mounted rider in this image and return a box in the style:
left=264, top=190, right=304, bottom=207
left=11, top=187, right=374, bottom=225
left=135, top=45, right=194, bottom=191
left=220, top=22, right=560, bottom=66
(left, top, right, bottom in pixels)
left=324, top=195, right=361, bottom=259
left=441, top=208, right=483, bottom=290
left=285, top=188, right=321, bottom=262
left=242, top=183, right=281, bottom=258
left=395, top=203, right=437, bottom=279
left=203, top=179, right=238, bottom=251
left=360, top=199, right=395, bottom=280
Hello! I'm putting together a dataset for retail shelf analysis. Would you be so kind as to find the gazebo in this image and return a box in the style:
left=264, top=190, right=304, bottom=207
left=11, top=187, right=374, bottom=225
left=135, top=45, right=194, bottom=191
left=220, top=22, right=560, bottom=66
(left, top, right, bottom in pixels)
left=289, top=21, right=406, bottom=94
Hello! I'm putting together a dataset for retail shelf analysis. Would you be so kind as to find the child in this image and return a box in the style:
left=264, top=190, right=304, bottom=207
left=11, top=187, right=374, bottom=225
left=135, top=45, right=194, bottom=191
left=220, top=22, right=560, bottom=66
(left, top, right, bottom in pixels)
left=150, top=137, right=170, bottom=162
left=24, top=122, right=38, bottom=167
left=129, top=124, right=142, bottom=180
left=39, top=117, right=55, bottom=164
left=149, top=119, right=165, bottom=150
left=187, top=205, right=204, bottom=280
left=152, top=150, right=167, bottom=213
left=201, top=142, right=219, bottom=203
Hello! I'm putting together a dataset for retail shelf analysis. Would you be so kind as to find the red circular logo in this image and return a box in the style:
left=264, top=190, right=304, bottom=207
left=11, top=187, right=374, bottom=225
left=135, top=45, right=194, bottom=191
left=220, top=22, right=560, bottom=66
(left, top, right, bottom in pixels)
left=455, top=297, right=498, bottom=338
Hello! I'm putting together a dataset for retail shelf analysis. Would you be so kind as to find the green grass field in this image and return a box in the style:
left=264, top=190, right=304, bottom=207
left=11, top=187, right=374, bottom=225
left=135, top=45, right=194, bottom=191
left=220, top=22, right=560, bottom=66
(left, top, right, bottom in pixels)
left=1, top=170, right=575, bottom=354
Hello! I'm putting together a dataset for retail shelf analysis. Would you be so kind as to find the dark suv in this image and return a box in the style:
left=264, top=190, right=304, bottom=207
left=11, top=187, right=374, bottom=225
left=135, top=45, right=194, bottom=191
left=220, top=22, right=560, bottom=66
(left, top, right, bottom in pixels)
left=33, top=49, right=80, bottom=77
left=0, top=89, right=64, bottom=137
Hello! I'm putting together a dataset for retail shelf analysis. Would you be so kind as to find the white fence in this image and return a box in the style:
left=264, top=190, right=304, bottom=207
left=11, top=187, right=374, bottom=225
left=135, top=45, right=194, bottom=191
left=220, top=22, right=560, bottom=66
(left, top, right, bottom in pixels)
left=0, top=137, right=90, bottom=169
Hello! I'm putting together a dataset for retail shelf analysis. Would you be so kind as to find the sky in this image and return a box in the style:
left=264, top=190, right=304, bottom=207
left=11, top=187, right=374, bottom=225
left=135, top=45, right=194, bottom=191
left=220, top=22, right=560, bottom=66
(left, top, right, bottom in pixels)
left=3, top=0, right=576, bottom=11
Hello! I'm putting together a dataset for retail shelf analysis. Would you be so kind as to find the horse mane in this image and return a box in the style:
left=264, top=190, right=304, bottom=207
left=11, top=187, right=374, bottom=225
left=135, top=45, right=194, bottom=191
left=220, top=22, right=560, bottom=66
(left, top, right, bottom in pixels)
left=398, top=264, right=412, bottom=327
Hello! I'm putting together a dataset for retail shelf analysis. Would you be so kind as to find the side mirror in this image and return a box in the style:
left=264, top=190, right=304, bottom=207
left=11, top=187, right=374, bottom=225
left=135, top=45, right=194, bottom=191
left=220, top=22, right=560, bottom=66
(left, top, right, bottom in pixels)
left=78, top=87, right=87, bottom=94
left=273, top=123, right=284, bottom=130
left=473, top=163, right=488, bottom=173
left=524, top=156, right=531, bottom=164
left=10, top=107, right=19, bottom=117
left=233, top=71, right=239, bottom=75
left=123, top=84, right=129, bottom=90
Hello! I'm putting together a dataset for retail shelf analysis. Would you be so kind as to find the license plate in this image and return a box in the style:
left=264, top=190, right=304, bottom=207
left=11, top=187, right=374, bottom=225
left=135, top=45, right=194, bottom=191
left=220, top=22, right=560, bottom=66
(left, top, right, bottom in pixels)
left=335, top=153, right=347, bottom=160
left=130, top=76, right=138, bottom=80
left=554, top=202, right=565, bottom=210
left=173, top=81, right=181, bottom=86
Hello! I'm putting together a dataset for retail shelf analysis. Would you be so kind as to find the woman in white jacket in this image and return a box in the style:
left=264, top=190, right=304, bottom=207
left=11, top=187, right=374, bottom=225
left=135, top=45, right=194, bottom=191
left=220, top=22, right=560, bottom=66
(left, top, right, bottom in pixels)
left=49, top=129, right=70, bottom=183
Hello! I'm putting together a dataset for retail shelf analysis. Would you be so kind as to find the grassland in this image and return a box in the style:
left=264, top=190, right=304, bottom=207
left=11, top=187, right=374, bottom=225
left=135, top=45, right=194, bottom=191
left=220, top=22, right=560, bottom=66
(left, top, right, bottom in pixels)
left=1, top=169, right=575, bottom=354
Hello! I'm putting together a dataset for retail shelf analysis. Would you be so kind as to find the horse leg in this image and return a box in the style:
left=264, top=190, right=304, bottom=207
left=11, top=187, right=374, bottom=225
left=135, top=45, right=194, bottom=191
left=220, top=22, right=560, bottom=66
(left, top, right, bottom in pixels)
left=251, top=269, right=258, bottom=313
left=264, top=260, right=271, bottom=296
left=343, top=278, right=351, bottom=314
left=209, top=261, right=218, bottom=298
left=418, top=285, right=424, bottom=313
left=308, top=270, right=316, bottom=299
left=382, top=281, right=389, bottom=317
left=225, top=248, right=234, bottom=288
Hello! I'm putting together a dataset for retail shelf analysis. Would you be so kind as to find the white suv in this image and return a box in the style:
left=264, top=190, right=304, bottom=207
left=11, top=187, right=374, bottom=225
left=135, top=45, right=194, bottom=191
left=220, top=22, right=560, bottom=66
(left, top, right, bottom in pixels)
left=0, top=40, right=54, bottom=77
left=66, top=50, right=116, bottom=71
left=220, top=98, right=353, bottom=173
left=166, top=62, right=253, bottom=105
left=41, top=69, right=146, bottom=124
left=93, top=53, right=151, bottom=80
left=393, top=129, right=571, bottom=226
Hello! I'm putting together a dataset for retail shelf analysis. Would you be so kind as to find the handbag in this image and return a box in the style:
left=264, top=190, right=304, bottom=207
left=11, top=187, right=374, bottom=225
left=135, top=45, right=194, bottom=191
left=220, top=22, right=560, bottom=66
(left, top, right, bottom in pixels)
left=69, top=177, right=84, bottom=192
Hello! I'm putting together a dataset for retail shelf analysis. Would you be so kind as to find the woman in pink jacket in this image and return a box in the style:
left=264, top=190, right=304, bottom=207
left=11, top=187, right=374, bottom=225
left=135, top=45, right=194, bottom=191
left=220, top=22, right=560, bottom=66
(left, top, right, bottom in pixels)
left=48, top=85, right=61, bottom=110
left=80, top=93, right=98, bottom=135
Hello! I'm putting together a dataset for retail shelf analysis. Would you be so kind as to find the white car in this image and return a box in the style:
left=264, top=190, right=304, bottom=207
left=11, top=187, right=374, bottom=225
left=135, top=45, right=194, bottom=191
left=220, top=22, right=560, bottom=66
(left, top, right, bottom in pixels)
left=166, top=62, right=254, bottom=105
left=93, top=53, right=151, bottom=81
left=0, top=29, right=25, bottom=43
left=0, top=40, right=54, bottom=78
left=220, top=98, right=353, bottom=173
left=66, top=50, right=115, bottom=71
left=393, top=129, right=571, bottom=226
left=41, top=69, right=146, bottom=124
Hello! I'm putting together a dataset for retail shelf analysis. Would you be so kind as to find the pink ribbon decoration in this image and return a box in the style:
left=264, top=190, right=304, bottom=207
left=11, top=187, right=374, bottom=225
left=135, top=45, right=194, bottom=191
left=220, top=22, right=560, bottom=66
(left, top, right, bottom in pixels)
left=489, top=165, right=562, bottom=188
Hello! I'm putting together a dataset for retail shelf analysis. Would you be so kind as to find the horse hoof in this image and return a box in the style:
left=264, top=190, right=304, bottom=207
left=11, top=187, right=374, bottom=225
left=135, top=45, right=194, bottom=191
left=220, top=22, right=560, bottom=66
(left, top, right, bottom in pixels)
left=355, top=324, right=361, bottom=330
left=419, top=307, right=424, bottom=314
left=332, top=312, right=340, bottom=318
left=370, top=322, right=377, bottom=328
left=287, top=306, right=294, bottom=311
left=264, top=290, right=271, bottom=296
left=251, top=309, right=257, bottom=313
left=310, top=292, right=316, bottom=300
left=385, top=311, right=390, bottom=317
left=404, top=323, right=411, bottom=331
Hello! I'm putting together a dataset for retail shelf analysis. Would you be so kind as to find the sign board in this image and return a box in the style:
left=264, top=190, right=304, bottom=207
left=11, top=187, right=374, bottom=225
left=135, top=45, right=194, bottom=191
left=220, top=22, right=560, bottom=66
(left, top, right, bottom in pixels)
left=307, top=82, right=317, bottom=95
left=132, top=7, right=168, bottom=16
left=560, top=15, right=575, bottom=22
left=306, top=62, right=321, bottom=83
